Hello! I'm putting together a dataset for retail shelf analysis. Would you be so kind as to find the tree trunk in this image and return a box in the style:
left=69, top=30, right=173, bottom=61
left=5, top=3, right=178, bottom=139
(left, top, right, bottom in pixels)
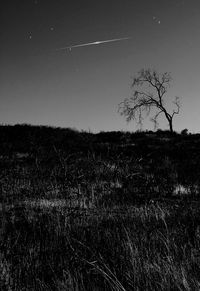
left=168, top=118, right=173, bottom=133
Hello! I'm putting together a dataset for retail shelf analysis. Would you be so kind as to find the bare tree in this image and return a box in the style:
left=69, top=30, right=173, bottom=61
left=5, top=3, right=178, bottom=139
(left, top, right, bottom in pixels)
left=118, top=69, right=181, bottom=133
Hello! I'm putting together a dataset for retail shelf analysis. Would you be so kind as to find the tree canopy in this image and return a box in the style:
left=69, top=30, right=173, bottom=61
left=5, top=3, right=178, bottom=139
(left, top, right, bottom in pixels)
left=119, top=69, right=181, bottom=132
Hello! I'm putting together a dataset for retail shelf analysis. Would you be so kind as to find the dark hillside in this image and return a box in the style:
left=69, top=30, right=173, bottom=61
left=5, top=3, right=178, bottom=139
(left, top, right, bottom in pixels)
left=1, top=125, right=200, bottom=290
left=1, top=124, right=200, bottom=204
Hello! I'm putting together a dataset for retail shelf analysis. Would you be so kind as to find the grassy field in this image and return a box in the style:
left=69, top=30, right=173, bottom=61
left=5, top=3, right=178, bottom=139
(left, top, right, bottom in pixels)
left=1, top=125, right=200, bottom=290
left=1, top=199, right=200, bottom=290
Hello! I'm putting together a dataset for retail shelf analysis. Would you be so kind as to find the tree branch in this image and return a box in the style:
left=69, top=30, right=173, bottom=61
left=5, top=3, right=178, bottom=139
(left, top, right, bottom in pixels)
left=172, top=96, right=180, bottom=118
left=119, top=69, right=181, bottom=132
left=151, top=110, right=163, bottom=130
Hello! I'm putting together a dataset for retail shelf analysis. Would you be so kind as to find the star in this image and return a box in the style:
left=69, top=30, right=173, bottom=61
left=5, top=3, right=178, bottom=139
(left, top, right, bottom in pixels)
left=50, top=27, right=54, bottom=31
left=152, top=16, right=161, bottom=25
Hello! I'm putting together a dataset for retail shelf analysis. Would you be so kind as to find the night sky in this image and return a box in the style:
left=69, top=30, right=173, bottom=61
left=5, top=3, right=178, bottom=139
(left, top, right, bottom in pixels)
left=1, top=0, right=200, bottom=132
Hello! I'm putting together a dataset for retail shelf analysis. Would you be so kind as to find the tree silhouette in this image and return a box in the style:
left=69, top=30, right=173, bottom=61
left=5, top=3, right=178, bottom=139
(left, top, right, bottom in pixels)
left=118, top=69, right=181, bottom=132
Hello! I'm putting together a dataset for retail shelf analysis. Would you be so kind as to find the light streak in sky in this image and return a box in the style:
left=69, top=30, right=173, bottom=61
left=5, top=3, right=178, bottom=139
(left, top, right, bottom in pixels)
left=56, top=37, right=131, bottom=51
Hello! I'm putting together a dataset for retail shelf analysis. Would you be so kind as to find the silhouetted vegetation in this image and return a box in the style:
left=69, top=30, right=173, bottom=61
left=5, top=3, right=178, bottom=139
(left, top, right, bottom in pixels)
left=119, top=69, right=181, bottom=133
left=1, top=124, right=200, bottom=290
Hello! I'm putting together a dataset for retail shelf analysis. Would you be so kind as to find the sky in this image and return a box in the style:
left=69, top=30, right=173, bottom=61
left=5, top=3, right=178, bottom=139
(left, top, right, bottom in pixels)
left=1, top=0, right=200, bottom=133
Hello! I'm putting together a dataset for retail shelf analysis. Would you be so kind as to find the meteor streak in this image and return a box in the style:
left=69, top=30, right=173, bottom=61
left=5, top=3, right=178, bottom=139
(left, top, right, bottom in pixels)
left=56, top=37, right=131, bottom=51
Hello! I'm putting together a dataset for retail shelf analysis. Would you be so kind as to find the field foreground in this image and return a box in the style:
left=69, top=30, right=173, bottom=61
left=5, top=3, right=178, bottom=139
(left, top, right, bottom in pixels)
left=1, top=126, right=200, bottom=290
left=1, top=199, right=200, bottom=291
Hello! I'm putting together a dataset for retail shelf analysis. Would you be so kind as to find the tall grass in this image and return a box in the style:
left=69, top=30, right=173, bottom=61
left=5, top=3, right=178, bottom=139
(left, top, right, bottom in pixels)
left=1, top=201, right=200, bottom=290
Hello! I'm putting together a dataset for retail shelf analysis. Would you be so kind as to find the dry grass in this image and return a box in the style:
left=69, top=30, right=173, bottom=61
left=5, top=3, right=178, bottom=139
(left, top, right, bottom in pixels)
left=1, top=200, right=200, bottom=290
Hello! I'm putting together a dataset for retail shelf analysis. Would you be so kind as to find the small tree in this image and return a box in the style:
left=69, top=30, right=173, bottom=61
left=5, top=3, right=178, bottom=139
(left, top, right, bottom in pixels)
left=118, top=69, right=181, bottom=133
